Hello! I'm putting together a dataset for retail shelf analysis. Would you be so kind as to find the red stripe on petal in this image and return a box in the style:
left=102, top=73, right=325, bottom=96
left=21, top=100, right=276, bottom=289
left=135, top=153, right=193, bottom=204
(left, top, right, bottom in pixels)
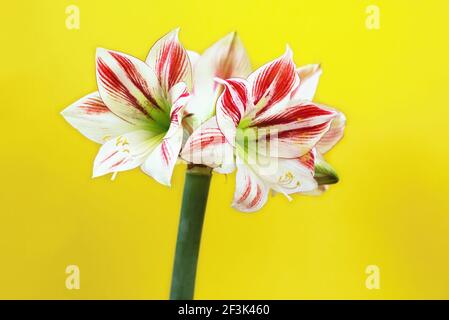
left=109, top=52, right=159, bottom=108
left=110, top=158, right=127, bottom=169
left=161, top=140, right=171, bottom=166
left=186, top=128, right=226, bottom=150
left=200, top=129, right=226, bottom=148
left=100, top=150, right=119, bottom=164
left=299, top=149, right=316, bottom=174
left=278, top=122, right=331, bottom=140
left=97, top=57, right=151, bottom=118
left=248, top=184, right=263, bottom=209
left=237, top=176, right=252, bottom=204
left=79, top=96, right=110, bottom=115
left=253, top=103, right=335, bottom=128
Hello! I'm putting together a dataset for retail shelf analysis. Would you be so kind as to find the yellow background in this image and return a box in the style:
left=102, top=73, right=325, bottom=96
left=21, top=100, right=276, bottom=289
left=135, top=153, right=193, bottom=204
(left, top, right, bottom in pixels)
left=1, top=0, right=449, bottom=299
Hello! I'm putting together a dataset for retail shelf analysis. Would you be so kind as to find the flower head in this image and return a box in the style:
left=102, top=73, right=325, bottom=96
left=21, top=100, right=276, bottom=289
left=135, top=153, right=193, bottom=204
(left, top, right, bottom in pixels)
left=182, top=47, right=345, bottom=212
left=61, top=29, right=191, bottom=186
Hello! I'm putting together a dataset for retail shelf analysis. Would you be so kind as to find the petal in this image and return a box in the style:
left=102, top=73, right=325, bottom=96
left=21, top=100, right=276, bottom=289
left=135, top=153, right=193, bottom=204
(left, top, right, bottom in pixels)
left=290, top=64, right=322, bottom=101
left=273, top=122, right=332, bottom=158
left=141, top=125, right=184, bottom=186
left=96, top=48, right=164, bottom=124
left=317, top=111, right=346, bottom=154
left=180, top=117, right=235, bottom=173
left=252, top=101, right=336, bottom=128
left=299, top=148, right=316, bottom=175
left=252, top=101, right=336, bottom=158
left=187, top=32, right=251, bottom=123
left=232, top=158, right=269, bottom=213
left=215, top=78, right=252, bottom=146
left=93, top=130, right=164, bottom=178
left=146, top=29, right=192, bottom=93
left=270, top=158, right=318, bottom=195
left=238, top=149, right=317, bottom=197
left=61, top=92, right=136, bottom=144
left=248, top=46, right=299, bottom=117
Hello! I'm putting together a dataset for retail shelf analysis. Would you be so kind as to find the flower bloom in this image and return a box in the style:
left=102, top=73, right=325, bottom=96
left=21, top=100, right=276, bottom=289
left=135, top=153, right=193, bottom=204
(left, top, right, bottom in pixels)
left=61, top=29, right=191, bottom=185
left=182, top=48, right=345, bottom=212
left=61, top=28, right=345, bottom=213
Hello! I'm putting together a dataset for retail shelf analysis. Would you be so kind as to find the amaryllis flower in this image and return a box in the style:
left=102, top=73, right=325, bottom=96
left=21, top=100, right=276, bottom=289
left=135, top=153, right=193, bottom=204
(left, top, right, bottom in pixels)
left=182, top=48, right=344, bottom=212
left=61, top=29, right=191, bottom=186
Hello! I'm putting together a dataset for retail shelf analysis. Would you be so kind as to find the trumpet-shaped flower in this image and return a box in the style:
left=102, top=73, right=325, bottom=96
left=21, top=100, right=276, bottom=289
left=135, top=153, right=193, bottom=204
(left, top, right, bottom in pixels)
left=182, top=48, right=344, bottom=212
left=61, top=30, right=191, bottom=186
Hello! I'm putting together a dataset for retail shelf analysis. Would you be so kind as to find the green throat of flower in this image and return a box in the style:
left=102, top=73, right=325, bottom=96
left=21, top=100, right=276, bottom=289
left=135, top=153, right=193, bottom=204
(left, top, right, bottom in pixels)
left=146, top=103, right=172, bottom=134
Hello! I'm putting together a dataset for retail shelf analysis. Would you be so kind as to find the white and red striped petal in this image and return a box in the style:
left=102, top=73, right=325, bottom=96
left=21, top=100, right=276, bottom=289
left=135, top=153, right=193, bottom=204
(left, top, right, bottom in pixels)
left=180, top=117, right=235, bottom=174
left=316, top=111, right=346, bottom=154
left=252, top=102, right=336, bottom=158
left=290, top=64, right=322, bottom=101
left=232, top=159, right=269, bottom=213
left=273, top=122, right=332, bottom=158
left=248, top=47, right=298, bottom=117
left=61, top=92, right=137, bottom=144
left=215, top=78, right=252, bottom=146
left=187, top=32, right=251, bottom=123
left=93, top=130, right=163, bottom=178
left=252, top=101, right=336, bottom=129
left=141, top=125, right=184, bottom=186
left=146, top=29, right=192, bottom=94
left=96, top=48, right=163, bottom=124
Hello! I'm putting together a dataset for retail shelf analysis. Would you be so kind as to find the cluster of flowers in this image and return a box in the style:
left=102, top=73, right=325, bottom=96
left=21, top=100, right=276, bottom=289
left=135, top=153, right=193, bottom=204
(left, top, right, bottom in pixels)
left=61, top=29, right=345, bottom=212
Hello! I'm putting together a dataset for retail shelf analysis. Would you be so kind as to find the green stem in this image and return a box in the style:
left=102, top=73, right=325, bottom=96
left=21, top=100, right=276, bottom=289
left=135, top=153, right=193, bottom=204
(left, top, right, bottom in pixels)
left=170, top=165, right=212, bottom=300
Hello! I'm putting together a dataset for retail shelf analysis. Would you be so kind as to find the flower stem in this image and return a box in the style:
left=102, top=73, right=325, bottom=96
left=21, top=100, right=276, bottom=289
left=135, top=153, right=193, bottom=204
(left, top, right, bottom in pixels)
left=170, top=165, right=212, bottom=300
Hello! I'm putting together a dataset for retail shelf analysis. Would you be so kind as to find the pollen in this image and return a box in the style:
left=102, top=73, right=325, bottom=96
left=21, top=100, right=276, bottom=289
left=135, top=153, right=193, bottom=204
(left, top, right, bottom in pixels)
left=116, top=137, right=129, bottom=147
left=278, top=171, right=294, bottom=184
